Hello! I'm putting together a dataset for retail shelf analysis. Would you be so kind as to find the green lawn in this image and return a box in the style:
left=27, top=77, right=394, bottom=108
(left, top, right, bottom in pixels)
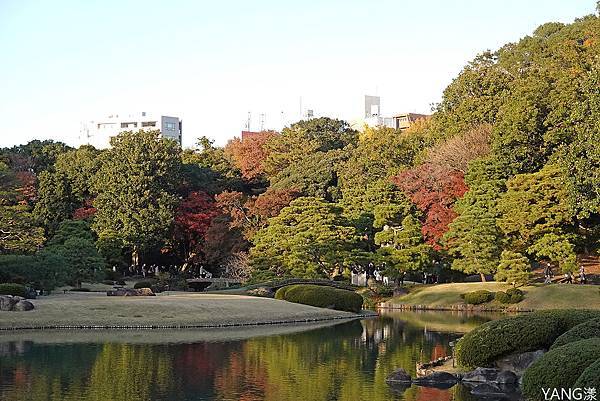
left=384, top=282, right=600, bottom=310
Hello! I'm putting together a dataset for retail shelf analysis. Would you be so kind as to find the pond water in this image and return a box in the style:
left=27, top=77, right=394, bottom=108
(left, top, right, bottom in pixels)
left=0, top=311, right=505, bottom=401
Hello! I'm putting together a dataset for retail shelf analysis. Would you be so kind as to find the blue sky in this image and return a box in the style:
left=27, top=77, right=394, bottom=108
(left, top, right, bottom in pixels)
left=0, top=0, right=595, bottom=148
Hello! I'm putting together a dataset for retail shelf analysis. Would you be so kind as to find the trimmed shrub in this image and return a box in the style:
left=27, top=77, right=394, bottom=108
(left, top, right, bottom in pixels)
left=133, top=280, right=156, bottom=289
left=0, top=283, right=28, bottom=297
left=463, top=290, right=494, bottom=305
left=506, top=287, right=524, bottom=303
left=574, top=358, right=600, bottom=389
left=550, top=318, right=600, bottom=349
left=275, top=284, right=363, bottom=313
left=522, top=338, right=600, bottom=400
left=455, top=309, right=600, bottom=369
left=70, top=287, right=91, bottom=292
left=494, top=291, right=511, bottom=304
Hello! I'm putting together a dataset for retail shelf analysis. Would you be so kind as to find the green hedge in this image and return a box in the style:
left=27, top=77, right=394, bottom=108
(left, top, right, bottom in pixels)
left=494, top=291, right=511, bottom=304
left=274, top=284, right=363, bottom=313
left=522, top=338, right=600, bottom=400
left=0, top=283, right=28, bottom=297
left=455, top=309, right=600, bottom=369
left=550, top=318, right=600, bottom=349
left=574, top=358, right=600, bottom=389
left=506, top=288, right=524, bottom=303
left=463, top=290, right=494, bottom=305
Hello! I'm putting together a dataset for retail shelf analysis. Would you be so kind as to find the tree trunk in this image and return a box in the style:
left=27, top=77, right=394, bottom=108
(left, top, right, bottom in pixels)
left=480, top=273, right=487, bottom=282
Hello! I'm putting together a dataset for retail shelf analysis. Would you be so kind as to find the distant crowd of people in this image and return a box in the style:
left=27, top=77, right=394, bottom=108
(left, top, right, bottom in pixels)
left=543, top=262, right=587, bottom=284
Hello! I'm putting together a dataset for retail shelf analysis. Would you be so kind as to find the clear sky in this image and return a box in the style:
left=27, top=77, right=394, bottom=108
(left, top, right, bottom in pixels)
left=0, top=0, right=595, bottom=149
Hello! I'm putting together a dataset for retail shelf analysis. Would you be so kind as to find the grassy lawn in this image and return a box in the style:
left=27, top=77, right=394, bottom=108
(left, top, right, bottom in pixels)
left=385, top=282, right=600, bottom=310
left=0, top=292, right=357, bottom=329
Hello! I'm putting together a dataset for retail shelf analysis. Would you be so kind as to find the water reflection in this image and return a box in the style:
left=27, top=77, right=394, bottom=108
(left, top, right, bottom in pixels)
left=0, top=311, right=502, bottom=401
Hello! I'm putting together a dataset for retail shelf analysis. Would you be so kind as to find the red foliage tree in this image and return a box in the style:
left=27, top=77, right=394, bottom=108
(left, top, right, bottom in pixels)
left=224, top=131, right=277, bottom=180
left=174, top=191, right=219, bottom=264
left=393, top=164, right=468, bottom=247
left=73, top=198, right=97, bottom=220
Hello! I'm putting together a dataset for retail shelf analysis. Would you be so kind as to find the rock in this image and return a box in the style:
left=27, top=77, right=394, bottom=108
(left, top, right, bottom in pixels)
left=467, top=382, right=522, bottom=400
left=385, top=368, right=412, bottom=384
left=495, top=370, right=518, bottom=384
left=136, top=288, right=155, bottom=296
left=413, top=371, right=458, bottom=389
left=13, top=300, right=34, bottom=311
left=462, top=367, right=501, bottom=383
left=247, top=287, right=274, bottom=298
left=0, top=295, right=19, bottom=311
left=470, top=383, right=506, bottom=397
left=495, top=350, right=545, bottom=376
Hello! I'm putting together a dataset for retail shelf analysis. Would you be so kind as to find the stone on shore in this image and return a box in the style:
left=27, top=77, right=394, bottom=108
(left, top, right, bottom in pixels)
left=13, top=300, right=35, bottom=311
left=385, top=368, right=412, bottom=384
left=495, top=350, right=545, bottom=376
left=413, top=371, right=459, bottom=389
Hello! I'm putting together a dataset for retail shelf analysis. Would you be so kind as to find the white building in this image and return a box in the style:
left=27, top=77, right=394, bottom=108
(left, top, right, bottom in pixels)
left=350, top=95, right=429, bottom=132
left=79, top=112, right=182, bottom=148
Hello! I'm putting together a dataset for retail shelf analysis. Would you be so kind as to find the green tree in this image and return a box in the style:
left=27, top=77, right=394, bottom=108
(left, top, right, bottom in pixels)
left=497, top=164, right=577, bottom=272
left=92, top=131, right=181, bottom=266
left=495, top=250, right=533, bottom=287
left=33, top=170, right=76, bottom=233
left=250, top=197, right=359, bottom=279
left=445, top=157, right=508, bottom=281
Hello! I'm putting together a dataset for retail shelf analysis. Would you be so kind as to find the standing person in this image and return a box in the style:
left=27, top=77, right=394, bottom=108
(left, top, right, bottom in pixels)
left=564, top=271, right=573, bottom=284
left=579, top=265, right=586, bottom=284
left=543, top=263, right=551, bottom=284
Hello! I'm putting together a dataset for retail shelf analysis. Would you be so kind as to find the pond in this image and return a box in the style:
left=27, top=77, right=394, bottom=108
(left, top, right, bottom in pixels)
left=0, top=311, right=505, bottom=401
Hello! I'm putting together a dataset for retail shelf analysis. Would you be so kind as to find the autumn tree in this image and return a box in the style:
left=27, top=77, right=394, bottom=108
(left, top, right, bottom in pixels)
left=173, top=191, right=218, bottom=266
left=224, top=131, right=277, bottom=181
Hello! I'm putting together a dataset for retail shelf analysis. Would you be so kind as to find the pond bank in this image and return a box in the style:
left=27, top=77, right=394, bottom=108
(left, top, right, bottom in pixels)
left=0, top=292, right=375, bottom=331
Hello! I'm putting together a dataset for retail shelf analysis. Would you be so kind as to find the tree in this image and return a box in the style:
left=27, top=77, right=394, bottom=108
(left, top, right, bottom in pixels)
left=33, top=170, right=76, bottom=233
left=92, top=131, right=181, bottom=266
left=224, top=131, right=277, bottom=180
left=250, top=197, right=359, bottom=279
left=497, top=164, right=577, bottom=272
left=375, top=214, right=432, bottom=276
left=45, top=220, right=105, bottom=287
left=54, top=145, right=102, bottom=203
left=495, top=251, right=533, bottom=287
left=444, top=157, right=508, bottom=281
left=173, top=191, right=218, bottom=266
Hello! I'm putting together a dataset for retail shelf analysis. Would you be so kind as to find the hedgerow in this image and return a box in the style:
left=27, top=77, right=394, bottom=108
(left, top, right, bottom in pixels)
left=550, top=318, right=600, bottom=349
left=463, top=290, right=494, bottom=305
left=274, top=284, right=363, bottom=313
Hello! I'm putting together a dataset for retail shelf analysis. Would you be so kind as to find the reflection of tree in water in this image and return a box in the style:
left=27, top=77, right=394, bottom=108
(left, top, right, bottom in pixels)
left=0, top=314, right=497, bottom=401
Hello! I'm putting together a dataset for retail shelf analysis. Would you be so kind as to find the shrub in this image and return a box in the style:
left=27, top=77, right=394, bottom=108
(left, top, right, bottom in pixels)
left=275, top=284, right=363, bottom=313
left=102, top=280, right=115, bottom=285
left=70, top=287, right=91, bottom=292
left=522, top=338, right=600, bottom=400
left=550, top=318, right=600, bottom=349
left=494, top=291, right=511, bottom=304
left=133, top=280, right=157, bottom=289
left=463, top=290, right=494, bottom=305
left=573, top=358, right=600, bottom=389
left=506, top=287, right=524, bottom=303
left=0, top=283, right=28, bottom=297
left=455, top=310, right=600, bottom=369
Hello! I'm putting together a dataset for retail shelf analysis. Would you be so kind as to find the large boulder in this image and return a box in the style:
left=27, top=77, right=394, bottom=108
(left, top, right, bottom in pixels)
left=413, top=371, right=459, bottom=389
left=385, top=368, right=412, bottom=384
left=462, top=368, right=501, bottom=383
left=468, top=382, right=522, bottom=400
left=495, top=350, right=545, bottom=376
left=0, top=295, right=19, bottom=311
left=136, top=288, right=155, bottom=296
left=13, top=300, right=34, bottom=311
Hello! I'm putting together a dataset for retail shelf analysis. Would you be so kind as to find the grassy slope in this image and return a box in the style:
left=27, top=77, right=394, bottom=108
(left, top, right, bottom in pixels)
left=385, top=282, right=600, bottom=310
left=0, top=292, right=355, bottom=329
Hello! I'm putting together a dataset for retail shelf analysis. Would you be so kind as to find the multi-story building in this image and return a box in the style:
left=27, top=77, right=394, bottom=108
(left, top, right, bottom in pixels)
left=351, top=95, right=430, bottom=131
left=79, top=112, right=182, bottom=148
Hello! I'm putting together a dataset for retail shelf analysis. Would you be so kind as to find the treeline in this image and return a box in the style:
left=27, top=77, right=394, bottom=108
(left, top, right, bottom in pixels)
left=2, top=10, right=600, bottom=288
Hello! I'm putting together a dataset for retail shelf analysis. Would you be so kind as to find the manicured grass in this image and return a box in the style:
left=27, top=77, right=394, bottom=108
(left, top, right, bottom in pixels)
left=0, top=292, right=357, bottom=329
left=385, top=282, right=600, bottom=310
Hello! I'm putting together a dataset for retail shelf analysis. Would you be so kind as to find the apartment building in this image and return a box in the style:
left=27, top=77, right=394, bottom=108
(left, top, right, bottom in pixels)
left=79, top=112, right=182, bottom=148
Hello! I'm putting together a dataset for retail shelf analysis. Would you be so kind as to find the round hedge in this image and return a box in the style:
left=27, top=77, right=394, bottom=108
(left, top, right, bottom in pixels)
left=0, top=283, right=28, bottom=297
left=455, top=309, right=600, bottom=369
left=463, top=290, right=494, bottom=305
left=551, top=318, right=600, bottom=349
left=494, top=291, right=511, bottom=304
left=274, top=284, right=363, bottom=313
left=522, top=338, right=600, bottom=400
left=506, top=288, right=524, bottom=303
left=133, top=280, right=157, bottom=289
left=573, top=357, right=600, bottom=389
